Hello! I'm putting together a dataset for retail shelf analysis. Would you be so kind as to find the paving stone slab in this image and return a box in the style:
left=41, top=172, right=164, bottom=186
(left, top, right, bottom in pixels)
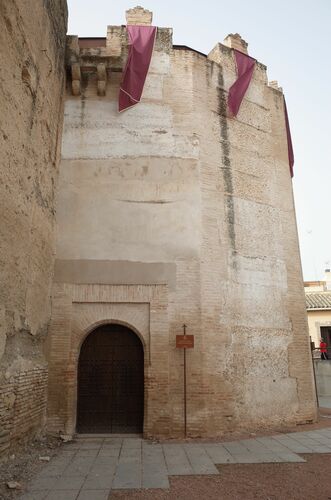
left=79, top=441, right=103, bottom=450
left=19, top=492, right=49, bottom=500
left=273, top=452, right=306, bottom=463
left=309, top=435, right=331, bottom=447
left=112, top=462, right=141, bottom=489
left=29, top=477, right=57, bottom=491
left=36, top=465, right=67, bottom=477
left=142, top=472, right=170, bottom=489
left=231, top=454, right=266, bottom=463
left=285, top=434, right=331, bottom=453
left=100, top=442, right=122, bottom=450
left=317, top=429, right=331, bottom=436
left=120, top=447, right=141, bottom=460
left=222, top=441, right=250, bottom=455
left=163, top=444, right=194, bottom=476
left=82, top=472, right=115, bottom=490
left=303, top=431, right=327, bottom=439
left=77, top=449, right=100, bottom=458
left=142, top=442, right=163, bottom=454
left=98, top=447, right=121, bottom=457
left=184, top=445, right=219, bottom=474
left=143, top=464, right=168, bottom=476
left=304, top=431, right=331, bottom=442
left=77, top=490, right=110, bottom=500
left=122, top=438, right=142, bottom=448
left=256, top=437, right=295, bottom=454
left=63, top=457, right=95, bottom=476
left=143, top=444, right=166, bottom=466
left=222, top=442, right=259, bottom=463
left=104, top=438, right=124, bottom=445
left=50, top=452, right=76, bottom=466
left=45, top=491, right=79, bottom=500
left=204, top=444, right=236, bottom=464
left=90, top=459, right=118, bottom=472
left=272, top=435, right=313, bottom=453
left=240, top=439, right=282, bottom=463
left=52, top=475, right=85, bottom=490
left=94, top=455, right=120, bottom=465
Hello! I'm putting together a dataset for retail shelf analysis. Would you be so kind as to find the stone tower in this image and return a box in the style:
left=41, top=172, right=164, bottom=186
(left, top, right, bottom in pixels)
left=46, top=6, right=316, bottom=438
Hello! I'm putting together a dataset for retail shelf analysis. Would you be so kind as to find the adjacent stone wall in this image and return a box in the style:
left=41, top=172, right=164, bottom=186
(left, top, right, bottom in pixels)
left=0, top=0, right=67, bottom=454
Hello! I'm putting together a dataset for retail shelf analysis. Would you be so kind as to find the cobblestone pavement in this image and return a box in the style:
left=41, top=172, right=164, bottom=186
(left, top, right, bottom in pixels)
left=19, top=427, right=331, bottom=499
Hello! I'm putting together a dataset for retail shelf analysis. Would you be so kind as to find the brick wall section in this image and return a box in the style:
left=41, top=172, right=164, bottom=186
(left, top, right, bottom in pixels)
left=47, top=284, right=170, bottom=438
left=0, top=366, right=47, bottom=453
left=0, top=382, right=14, bottom=454
left=51, top=20, right=317, bottom=438
left=0, top=0, right=67, bottom=455
left=12, top=367, right=48, bottom=439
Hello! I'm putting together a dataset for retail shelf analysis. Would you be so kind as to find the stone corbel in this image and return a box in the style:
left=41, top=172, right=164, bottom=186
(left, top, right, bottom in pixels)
left=97, top=63, right=107, bottom=96
left=71, top=63, right=81, bottom=96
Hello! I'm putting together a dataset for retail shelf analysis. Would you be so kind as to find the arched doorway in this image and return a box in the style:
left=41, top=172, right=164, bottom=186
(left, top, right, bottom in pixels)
left=77, top=323, right=144, bottom=433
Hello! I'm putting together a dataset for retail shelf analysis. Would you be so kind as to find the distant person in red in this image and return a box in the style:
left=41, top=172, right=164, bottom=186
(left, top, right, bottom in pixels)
left=320, top=339, right=328, bottom=360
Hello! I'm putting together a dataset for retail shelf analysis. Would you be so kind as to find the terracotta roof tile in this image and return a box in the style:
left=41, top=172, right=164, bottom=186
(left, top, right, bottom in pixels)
left=305, top=292, right=331, bottom=310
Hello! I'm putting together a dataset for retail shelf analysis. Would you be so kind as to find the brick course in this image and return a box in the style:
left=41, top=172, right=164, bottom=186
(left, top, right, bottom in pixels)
left=0, top=366, right=47, bottom=454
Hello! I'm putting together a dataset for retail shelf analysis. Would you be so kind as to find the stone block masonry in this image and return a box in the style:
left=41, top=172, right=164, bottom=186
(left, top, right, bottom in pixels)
left=0, top=0, right=67, bottom=455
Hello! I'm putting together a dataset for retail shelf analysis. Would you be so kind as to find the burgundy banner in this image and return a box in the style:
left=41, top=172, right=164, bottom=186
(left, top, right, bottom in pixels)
left=283, top=97, right=294, bottom=177
left=119, top=25, right=157, bottom=112
left=228, top=50, right=256, bottom=117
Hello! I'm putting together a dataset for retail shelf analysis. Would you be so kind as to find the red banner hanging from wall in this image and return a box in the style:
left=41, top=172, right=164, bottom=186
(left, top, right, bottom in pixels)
left=228, top=50, right=256, bottom=118
left=119, top=25, right=157, bottom=112
left=283, top=97, right=294, bottom=177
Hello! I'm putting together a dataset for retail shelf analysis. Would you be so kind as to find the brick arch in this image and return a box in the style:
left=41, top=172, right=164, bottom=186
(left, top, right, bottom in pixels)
left=77, top=318, right=147, bottom=355
left=71, top=302, right=150, bottom=364
left=77, top=322, right=145, bottom=434
left=67, top=304, right=150, bottom=435
left=47, top=284, right=170, bottom=438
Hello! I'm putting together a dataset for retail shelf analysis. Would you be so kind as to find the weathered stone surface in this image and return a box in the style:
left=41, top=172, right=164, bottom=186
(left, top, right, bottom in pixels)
left=125, top=6, right=153, bottom=25
left=0, top=0, right=67, bottom=453
left=47, top=10, right=316, bottom=440
left=223, top=33, right=248, bottom=54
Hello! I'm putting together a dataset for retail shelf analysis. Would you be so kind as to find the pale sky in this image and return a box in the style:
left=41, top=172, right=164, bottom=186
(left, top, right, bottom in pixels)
left=67, top=0, right=331, bottom=281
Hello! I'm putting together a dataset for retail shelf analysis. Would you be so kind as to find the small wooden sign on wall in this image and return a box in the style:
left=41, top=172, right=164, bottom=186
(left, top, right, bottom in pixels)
left=176, top=335, right=194, bottom=349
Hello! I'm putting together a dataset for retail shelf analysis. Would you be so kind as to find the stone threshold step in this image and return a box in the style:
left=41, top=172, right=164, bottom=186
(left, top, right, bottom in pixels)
left=75, top=433, right=142, bottom=439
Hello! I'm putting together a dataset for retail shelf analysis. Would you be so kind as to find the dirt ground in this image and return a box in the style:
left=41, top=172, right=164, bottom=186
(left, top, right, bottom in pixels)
left=0, top=436, right=62, bottom=499
left=112, top=455, right=331, bottom=500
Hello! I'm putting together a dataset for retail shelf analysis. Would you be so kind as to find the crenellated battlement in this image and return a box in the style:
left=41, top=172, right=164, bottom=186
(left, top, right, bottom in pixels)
left=65, top=6, right=279, bottom=98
